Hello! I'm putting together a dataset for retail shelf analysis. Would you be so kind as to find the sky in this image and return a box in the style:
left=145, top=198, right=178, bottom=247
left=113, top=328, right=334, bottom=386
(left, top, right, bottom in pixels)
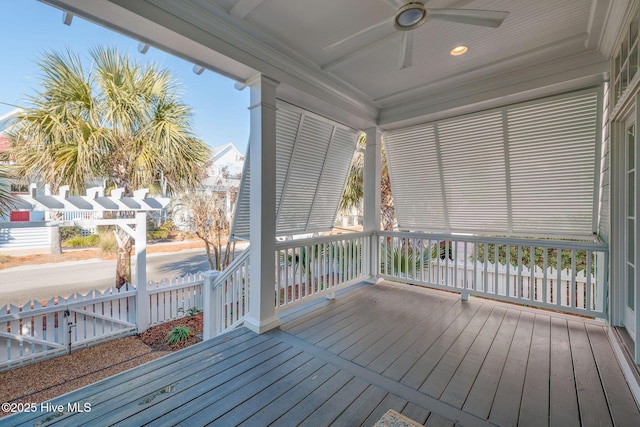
left=0, top=1, right=250, bottom=154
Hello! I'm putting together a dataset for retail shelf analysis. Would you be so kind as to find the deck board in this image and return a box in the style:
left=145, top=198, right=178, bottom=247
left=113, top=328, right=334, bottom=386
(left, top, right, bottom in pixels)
left=383, top=300, right=477, bottom=381
left=548, top=317, right=581, bottom=427
left=112, top=344, right=300, bottom=426
left=586, top=323, right=640, bottom=427
left=462, top=308, right=520, bottom=419
left=489, top=310, right=535, bottom=426
left=238, top=364, right=340, bottom=427
left=270, top=370, right=355, bottom=426
left=329, top=385, right=388, bottom=426
left=519, top=314, right=551, bottom=427
left=438, top=305, right=507, bottom=408
left=332, top=289, right=447, bottom=360
left=399, top=302, right=484, bottom=389
left=298, top=376, right=370, bottom=426
left=6, top=281, right=639, bottom=427
left=418, top=304, right=494, bottom=396
left=351, top=295, right=451, bottom=367
left=568, top=320, right=614, bottom=427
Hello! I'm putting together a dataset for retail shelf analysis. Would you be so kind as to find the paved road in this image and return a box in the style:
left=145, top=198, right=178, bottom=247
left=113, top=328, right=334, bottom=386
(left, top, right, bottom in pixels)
left=0, top=249, right=218, bottom=307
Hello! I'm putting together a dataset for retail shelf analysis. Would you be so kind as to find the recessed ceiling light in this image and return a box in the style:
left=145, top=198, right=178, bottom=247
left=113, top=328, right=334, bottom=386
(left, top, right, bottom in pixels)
left=450, top=45, right=468, bottom=56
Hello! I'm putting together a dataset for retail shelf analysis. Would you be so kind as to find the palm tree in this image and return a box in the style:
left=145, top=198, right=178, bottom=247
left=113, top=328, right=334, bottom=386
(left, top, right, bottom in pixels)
left=8, top=47, right=211, bottom=286
left=339, top=134, right=395, bottom=231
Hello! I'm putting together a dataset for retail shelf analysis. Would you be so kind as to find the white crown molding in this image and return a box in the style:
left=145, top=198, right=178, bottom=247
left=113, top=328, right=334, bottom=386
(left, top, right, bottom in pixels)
left=379, top=51, right=609, bottom=128
left=376, top=34, right=594, bottom=107
left=599, top=0, right=635, bottom=56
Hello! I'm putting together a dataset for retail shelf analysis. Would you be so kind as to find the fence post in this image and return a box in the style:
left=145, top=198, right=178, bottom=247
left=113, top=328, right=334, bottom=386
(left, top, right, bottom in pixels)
left=135, top=213, right=149, bottom=333
left=203, top=270, right=221, bottom=340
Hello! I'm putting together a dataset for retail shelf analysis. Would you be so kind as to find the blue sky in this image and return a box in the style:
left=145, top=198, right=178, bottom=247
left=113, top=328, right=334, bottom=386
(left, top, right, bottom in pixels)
left=0, top=1, right=250, bottom=153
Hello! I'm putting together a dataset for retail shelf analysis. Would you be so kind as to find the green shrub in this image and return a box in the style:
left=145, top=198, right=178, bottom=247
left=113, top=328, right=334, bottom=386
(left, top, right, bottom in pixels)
left=98, top=230, right=117, bottom=255
left=160, top=221, right=175, bottom=231
left=147, top=229, right=170, bottom=240
left=165, top=325, right=193, bottom=345
left=60, top=226, right=83, bottom=241
left=62, top=234, right=100, bottom=248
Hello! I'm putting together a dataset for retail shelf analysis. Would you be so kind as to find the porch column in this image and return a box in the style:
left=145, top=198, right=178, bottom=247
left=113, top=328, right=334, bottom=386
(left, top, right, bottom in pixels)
left=245, top=75, right=280, bottom=334
left=134, top=213, right=149, bottom=332
left=364, top=127, right=382, bottom=281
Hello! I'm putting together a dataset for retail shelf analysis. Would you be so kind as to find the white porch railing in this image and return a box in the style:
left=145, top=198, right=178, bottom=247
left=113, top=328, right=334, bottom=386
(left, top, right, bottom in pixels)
left=377, top=231, right=609, bottom=318
left=274, top=232, right=370, bottom=311
left=204, top=248, right=250, bottom=338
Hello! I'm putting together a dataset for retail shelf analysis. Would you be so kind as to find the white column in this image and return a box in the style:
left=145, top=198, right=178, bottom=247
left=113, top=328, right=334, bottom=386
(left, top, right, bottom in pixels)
left=202, top=270, right=221, bottom=340
left=135, top=213, right=149, bottom=332
left=244, top=75, right=280, bottom=334
left=364, top=127, right=382, bottom=282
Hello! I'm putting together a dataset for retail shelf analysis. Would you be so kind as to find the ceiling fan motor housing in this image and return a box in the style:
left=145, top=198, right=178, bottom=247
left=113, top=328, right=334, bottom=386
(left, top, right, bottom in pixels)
left=394, top=2, right=428, bottom=31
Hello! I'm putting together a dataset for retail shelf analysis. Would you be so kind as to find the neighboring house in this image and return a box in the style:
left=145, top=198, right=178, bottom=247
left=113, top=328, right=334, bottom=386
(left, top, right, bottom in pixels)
left=209, top=142, right=244, bottom=180
left=204, top=143, right=243, bottom=219
left=0, top=184, right=170, bottom=251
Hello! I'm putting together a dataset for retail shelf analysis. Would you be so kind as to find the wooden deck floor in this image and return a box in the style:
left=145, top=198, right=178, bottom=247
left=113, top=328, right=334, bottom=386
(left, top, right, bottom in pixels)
left=7, top=282, right=640, bottom=426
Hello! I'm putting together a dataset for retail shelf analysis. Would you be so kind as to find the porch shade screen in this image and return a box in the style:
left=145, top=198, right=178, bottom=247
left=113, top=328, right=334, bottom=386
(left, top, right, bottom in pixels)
left=231, top=102, right=359, bottom=239
left=384, top=88, right=601, bottom=238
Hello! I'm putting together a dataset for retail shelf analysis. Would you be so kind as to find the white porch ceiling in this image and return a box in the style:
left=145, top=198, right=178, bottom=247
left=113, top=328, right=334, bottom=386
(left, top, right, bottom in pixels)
left=41, top=0, right=628, bottom=130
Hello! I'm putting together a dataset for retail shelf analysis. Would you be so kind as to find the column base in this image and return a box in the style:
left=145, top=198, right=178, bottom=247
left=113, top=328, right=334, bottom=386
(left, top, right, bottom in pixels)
left=244, top=315, right=280, bottom=334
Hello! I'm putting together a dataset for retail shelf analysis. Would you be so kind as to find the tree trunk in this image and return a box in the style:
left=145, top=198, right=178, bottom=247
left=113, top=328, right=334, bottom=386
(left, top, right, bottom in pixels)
left=50, top=225, right=62, bottom=255
left=204, top=241, right=215, bottom=270
left=114, top=229, right=132, bottom=289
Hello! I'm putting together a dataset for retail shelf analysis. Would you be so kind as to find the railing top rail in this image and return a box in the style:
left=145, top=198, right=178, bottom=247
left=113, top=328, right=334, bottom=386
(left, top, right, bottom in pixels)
left=275, top=231, right=373, bottom=250
left=212, top=246, right=251, bottom=289
left=377, top=230, right=608, bottom=252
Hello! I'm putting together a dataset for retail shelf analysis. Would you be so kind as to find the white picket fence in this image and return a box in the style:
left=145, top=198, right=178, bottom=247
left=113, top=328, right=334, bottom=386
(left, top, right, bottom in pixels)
left=147, top=272, right=204, bottom=325
left=0, top=274, right=204, bottom=371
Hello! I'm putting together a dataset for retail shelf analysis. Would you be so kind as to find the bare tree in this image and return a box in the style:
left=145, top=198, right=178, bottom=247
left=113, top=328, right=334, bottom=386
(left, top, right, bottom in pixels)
left=173, top=171, right=237, bottom=270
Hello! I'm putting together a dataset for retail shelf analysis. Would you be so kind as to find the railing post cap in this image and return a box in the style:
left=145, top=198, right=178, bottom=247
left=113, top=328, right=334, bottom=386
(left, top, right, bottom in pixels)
left=203, top=270, right=221, bottom=278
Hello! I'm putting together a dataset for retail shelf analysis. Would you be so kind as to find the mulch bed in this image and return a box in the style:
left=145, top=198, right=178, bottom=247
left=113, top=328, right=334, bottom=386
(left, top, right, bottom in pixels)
left=139, top=314, right=203, bottom=351
left=0, top=314, right=203, bottom=418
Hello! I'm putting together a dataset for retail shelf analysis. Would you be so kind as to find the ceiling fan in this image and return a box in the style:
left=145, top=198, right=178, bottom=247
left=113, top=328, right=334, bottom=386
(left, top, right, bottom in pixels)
left=324, top=1, right=509, bottom=70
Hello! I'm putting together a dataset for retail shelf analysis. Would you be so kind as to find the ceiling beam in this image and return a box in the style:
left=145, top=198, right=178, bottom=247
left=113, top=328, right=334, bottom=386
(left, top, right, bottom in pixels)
left=230, top=0, right=264, bottom=19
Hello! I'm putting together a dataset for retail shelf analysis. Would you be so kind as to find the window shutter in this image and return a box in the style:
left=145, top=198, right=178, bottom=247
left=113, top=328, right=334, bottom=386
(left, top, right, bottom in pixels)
left=231, top=102, right=359, bottom=240
left=384, top=88, right=601, bottom=238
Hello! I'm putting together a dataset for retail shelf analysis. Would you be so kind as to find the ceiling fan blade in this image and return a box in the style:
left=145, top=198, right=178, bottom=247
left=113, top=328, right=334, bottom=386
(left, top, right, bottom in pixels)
left=428, top=9, right=508, bottom=28
left=323, top=17, right=391, bottom=51
left=398, top=31, right=413, bottom=70
left=382, top=0, right=408, bottom=9
left=382, top=0, right=433, bottom=8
